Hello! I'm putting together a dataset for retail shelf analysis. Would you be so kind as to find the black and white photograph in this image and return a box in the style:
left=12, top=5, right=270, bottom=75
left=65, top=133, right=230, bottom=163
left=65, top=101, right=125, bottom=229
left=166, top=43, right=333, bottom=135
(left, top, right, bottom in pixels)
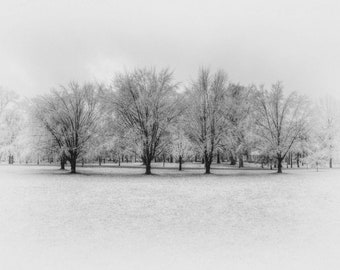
left=1, top=0, right=340, bottom=269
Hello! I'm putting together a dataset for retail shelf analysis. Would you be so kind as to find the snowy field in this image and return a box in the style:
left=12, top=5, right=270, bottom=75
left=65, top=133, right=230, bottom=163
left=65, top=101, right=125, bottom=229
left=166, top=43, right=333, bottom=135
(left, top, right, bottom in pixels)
left=0, top=165, right=340, bottom=270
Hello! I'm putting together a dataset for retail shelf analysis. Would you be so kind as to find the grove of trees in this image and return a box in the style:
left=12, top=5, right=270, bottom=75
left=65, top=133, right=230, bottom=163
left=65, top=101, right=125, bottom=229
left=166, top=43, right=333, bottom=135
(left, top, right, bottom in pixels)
left=0, top=68, right=339, bottom=174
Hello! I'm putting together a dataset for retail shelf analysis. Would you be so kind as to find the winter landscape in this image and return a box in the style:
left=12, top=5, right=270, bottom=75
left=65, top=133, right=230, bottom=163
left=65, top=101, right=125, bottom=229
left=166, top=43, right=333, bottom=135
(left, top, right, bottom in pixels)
left=1, top=0, right=340, bottom=269
left=1, top=164, right=340, bottom=270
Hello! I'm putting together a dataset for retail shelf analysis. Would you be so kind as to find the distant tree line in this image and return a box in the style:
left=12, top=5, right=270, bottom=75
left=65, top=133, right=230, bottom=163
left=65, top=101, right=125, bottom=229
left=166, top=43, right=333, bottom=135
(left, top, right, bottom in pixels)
left=0, top=67, right=339, bottom=174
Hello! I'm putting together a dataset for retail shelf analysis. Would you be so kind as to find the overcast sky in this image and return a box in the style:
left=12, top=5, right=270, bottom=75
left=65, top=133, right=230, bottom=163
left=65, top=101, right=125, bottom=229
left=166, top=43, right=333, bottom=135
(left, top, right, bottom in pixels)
left=1, top=0, right=340, bottom=99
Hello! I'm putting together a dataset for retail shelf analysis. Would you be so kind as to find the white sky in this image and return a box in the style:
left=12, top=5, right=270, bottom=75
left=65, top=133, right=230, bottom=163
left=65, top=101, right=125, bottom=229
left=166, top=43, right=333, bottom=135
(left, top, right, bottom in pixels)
left=1, top=0, right=340, bottom=99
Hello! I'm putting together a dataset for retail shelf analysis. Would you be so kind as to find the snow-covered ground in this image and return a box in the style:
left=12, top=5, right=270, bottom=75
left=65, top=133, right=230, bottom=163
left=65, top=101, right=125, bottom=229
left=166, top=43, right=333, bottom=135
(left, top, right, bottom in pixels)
left=0, top=165, right=340, bottom=270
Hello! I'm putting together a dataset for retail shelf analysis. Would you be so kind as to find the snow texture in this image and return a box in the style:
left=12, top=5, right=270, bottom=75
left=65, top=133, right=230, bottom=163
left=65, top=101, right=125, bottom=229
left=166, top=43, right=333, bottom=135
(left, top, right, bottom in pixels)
left=0, top=165, right=340, bottom=270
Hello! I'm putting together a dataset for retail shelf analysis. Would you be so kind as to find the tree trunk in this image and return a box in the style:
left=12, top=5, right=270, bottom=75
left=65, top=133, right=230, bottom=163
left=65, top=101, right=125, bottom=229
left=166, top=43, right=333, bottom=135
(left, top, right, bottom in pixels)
left=330, top=158, right=333, bottom=168
left=217, top=151, right=220, bottom=164
left=145, top=162, right=152, bottom=175
left=290, top=152, right=293, bottom=168
left=60, top=155, right=66, bottom=170
left=99, top=156, right=102, bottom=166
left=230, top=155, right=236, bottom=165
left=297, top=153, right=300, bottom=168
left=204, top=152, right=211, bottom=174
left=277, top=157, right=283, bottom=173
left=179, top=155, right=182, bottom=171
left=70, top=159, right=76, bottom=173
left=205, top=162, right=211, bottom=174
left=238, top=154, right=244, bottom=168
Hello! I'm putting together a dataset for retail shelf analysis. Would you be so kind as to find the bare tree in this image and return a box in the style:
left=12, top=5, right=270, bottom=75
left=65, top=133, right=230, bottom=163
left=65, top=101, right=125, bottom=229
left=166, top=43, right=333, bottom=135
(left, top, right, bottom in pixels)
left=0, top=107, right=23, bottom=164
left=33, top=82, right=100, bottom=173
left=224, top=84, right=252, bottom=168
left=0, top=87, right=20, bottom=163
left=170, top=118, right=194, bottom=170
left=113, top=68, right=180, bottom=175
left=186, top=68, right=228, bottom=174
left=252, top=82, right=309, bottom=173
left=314, top=96, right=340, bottom=168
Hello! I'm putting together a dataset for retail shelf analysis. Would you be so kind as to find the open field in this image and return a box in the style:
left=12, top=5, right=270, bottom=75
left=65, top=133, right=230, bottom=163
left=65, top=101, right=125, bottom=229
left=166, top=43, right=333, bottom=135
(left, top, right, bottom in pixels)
left=0, top=165, right=340, bottom=270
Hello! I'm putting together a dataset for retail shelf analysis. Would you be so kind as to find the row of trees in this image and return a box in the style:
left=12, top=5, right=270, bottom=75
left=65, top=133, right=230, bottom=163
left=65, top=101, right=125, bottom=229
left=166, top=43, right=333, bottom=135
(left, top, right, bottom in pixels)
left=1, top=68, right=339, bottom=174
